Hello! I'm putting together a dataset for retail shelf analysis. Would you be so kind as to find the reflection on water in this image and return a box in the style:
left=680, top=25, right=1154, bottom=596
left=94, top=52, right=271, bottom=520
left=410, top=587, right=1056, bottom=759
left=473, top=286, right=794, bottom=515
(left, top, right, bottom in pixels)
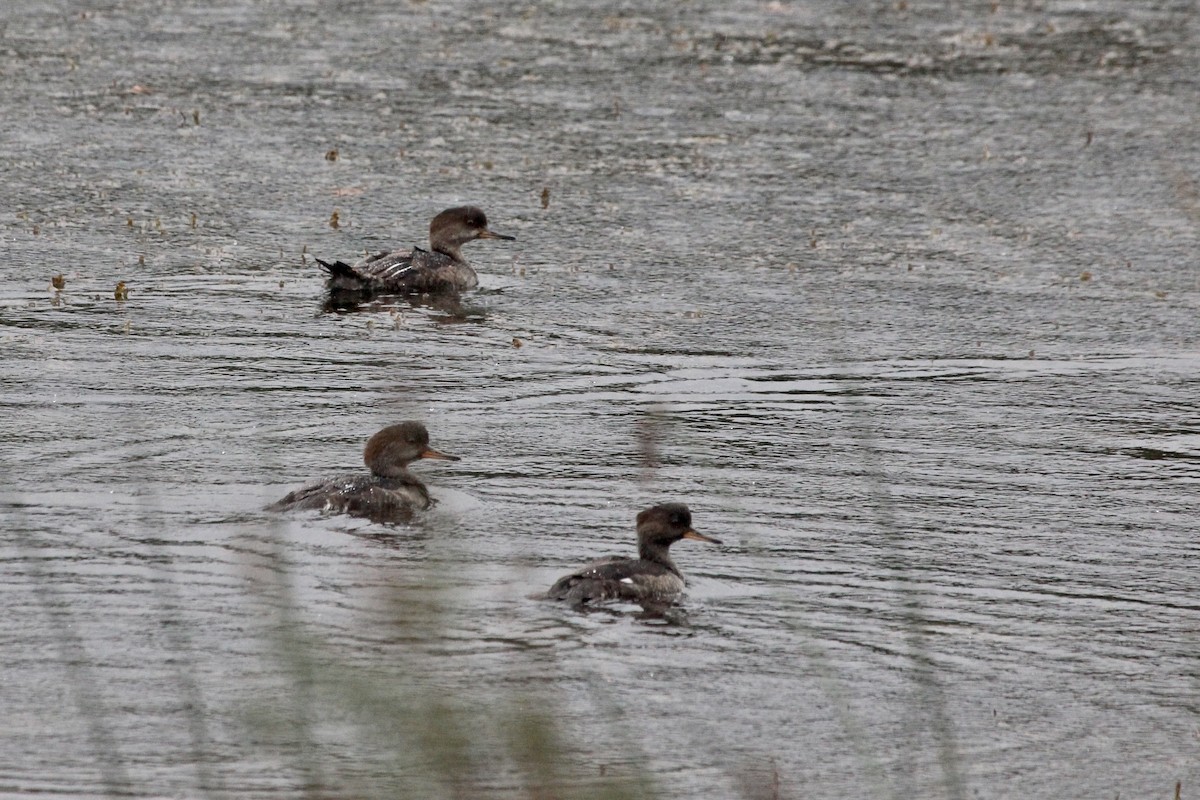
left=320, top=287, right=490, bottom=321
left=3, top=0, right=1200, bottom=797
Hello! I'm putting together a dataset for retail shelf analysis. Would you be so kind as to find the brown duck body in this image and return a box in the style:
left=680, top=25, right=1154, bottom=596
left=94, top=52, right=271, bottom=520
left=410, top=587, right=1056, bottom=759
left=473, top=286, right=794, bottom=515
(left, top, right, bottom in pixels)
left=317, top=206, right=513, bottom=297
left=268, top=422, right=458, bottom=524
left=547, top=555, right=687, bottom=605
left=268, top=472, right=433, bottom=524
left=320, top=247, right=478, bottom=294
left=547, top=503, right=721, bottom=607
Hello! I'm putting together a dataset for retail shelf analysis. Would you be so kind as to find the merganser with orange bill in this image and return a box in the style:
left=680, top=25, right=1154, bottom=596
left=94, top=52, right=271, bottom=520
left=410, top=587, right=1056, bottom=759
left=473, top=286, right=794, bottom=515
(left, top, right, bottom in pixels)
left=317, top=206, right=514, bottom=296
left=547, top=503, right=721, bottom=607
left=268, top=421, right=458, bottom=523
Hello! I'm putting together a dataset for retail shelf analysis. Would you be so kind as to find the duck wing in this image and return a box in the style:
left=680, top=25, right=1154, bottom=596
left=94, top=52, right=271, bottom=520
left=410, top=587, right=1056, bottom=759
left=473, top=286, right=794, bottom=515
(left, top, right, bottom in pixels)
left=267, top=474, right=432, bottom=524
left=316, top=248, right=414, bottom=289
left=372, top=247, right=476, bottom=292
left=267, top=473, right=373, bottom=512
left=318, top=247, right=472, bottom=293
left=547, top=557, right=678, bottom=605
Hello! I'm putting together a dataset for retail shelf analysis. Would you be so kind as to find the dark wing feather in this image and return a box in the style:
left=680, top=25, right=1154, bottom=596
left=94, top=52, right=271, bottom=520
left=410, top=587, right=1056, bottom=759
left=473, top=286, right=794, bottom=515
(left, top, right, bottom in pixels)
left=317, top=248, right=415, bottom=290
left=319, top=247, right=476, bottom=294
left=350, top=249, right=418, bottom=284
left=374, top=247, right=477, bottom=292
left=267, top=472, right=369, bottom=512
left=547, top=557, right=679, bottom=605
left=268, top=474, right=431, bottom=524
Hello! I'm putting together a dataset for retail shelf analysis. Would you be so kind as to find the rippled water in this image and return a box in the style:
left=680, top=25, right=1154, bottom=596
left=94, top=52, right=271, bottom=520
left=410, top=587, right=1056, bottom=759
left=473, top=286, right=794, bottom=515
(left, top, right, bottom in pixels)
left=3, top=0, right=1199, bottom=797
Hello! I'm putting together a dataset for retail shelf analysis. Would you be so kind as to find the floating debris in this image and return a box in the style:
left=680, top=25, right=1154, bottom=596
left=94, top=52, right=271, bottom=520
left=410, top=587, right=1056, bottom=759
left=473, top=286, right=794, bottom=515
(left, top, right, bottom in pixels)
left=1080, top=271, right=1092, bottom=281
left=114, top=281, right=129, bottom=301
left=512, top=337, right=523, bottom=348
left=325, top=148, right=339, bottom=161
left=190, top=213, right=197, bottom=229
left=329, top=210, right=340, bottom=229
left=33, top=224, right=40, bottom=236
left=540, top=187, right=550, bottom=208
left=192, top=109, right=200, bottom=125
left=51, top=274, right=66, bottom=290
left=138, top=255, right=145, bottom=266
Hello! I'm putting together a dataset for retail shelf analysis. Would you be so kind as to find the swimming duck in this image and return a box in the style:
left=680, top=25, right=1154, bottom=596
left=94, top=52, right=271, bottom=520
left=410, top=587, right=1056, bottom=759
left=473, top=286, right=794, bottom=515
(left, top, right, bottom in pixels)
left=547, top=503, right=721, bottom=607
left=268, top=421, right=458, bottom=523
left=317, top=206, right=514, bottom=296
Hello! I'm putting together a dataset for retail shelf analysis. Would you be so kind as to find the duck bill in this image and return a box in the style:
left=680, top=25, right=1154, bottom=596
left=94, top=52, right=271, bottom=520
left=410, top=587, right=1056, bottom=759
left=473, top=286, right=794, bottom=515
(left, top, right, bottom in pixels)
left=420, top=447, right=460, bottom=462
left=682, top=529, right=722, bottom=545
left=477, top=229, right=516, bottom=241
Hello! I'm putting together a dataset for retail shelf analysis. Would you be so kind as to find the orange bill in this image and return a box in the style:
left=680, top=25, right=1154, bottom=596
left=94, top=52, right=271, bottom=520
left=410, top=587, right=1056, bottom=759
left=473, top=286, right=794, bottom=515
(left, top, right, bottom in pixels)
left=477, top=229, right=515, bottom=241
left=420, top=447, right=460, bottom=462
left=682, top=529, right=722, bottom=545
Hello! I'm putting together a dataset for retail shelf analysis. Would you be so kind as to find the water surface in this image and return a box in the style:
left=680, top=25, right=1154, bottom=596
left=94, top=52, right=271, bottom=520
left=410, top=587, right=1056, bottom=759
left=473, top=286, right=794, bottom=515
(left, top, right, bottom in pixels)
left=2, top=1, right=1199, bottom=798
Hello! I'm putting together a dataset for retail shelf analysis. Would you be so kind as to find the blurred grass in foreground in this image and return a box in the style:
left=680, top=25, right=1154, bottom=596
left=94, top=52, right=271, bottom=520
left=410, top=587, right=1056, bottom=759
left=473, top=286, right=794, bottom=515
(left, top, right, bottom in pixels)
left=237, top=538, right=670, bottom=800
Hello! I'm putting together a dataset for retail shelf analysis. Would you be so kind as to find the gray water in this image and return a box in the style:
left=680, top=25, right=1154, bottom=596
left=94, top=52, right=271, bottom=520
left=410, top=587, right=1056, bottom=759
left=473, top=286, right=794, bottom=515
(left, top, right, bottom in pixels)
left=2, top=0, right=1199, bottom=797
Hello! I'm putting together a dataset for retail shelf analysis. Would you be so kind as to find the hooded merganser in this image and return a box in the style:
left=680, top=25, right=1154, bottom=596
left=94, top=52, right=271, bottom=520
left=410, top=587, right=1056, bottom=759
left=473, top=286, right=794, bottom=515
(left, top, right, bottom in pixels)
left=317, top=206, right=515, bottom=296
left=547, top=503, right=721, bottom=607
left=267, top=421, right=459, bottom=524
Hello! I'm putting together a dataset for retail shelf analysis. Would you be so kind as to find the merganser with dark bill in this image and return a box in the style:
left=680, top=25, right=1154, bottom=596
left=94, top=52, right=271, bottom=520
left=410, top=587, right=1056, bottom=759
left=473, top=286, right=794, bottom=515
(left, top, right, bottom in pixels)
left=547, top=503, right=721, bottom=607
left=268, top=422, right=458, bottom=524
left=317, top=206, right=514, bottom=295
